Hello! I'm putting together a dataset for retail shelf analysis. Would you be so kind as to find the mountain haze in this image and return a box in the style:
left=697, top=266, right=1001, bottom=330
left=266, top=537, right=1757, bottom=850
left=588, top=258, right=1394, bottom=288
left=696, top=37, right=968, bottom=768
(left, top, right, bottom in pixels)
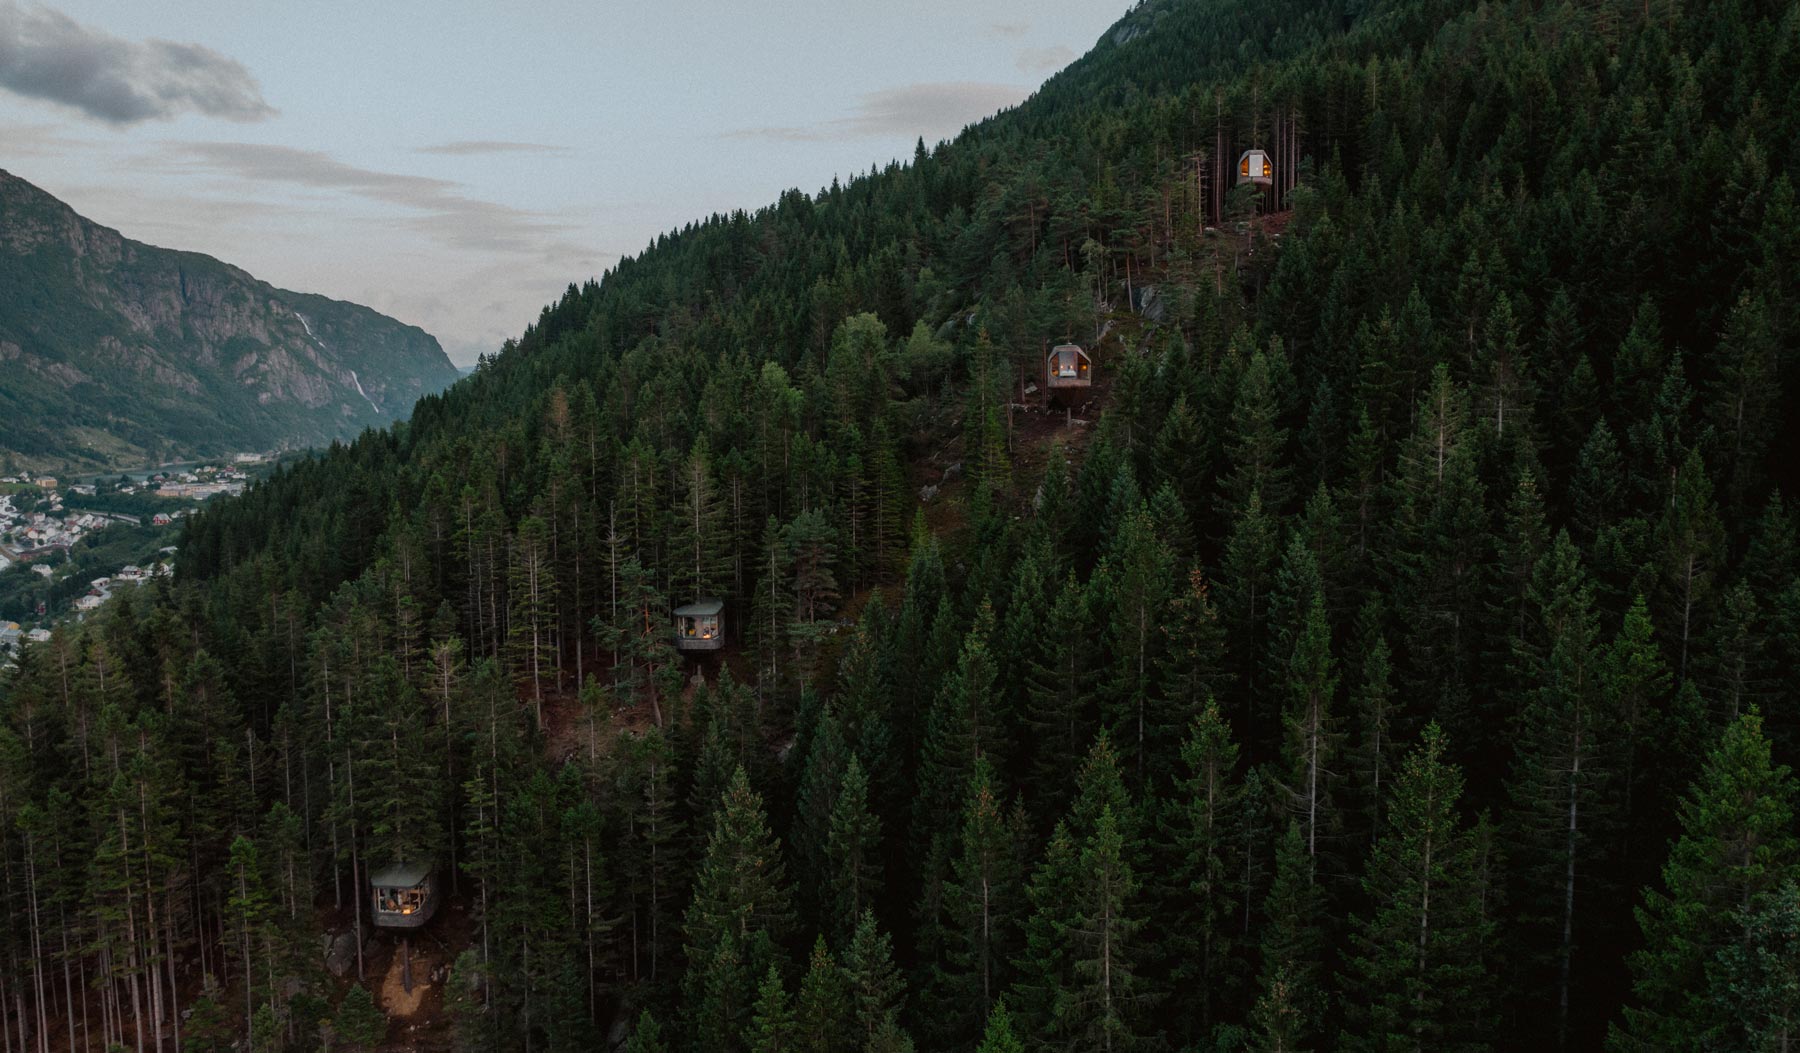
left=0, top=169, right=461, bottom=472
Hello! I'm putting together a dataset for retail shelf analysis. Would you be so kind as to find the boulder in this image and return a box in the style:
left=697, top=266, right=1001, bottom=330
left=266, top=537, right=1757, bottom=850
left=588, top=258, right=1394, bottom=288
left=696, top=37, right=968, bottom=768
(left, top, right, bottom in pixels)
left=325, top=930, right=359, bottom=978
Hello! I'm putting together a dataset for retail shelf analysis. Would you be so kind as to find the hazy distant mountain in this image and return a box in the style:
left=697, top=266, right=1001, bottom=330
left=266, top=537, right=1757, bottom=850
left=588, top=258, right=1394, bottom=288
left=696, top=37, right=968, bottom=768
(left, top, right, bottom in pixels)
left=0, top=170, right=461, bottom=472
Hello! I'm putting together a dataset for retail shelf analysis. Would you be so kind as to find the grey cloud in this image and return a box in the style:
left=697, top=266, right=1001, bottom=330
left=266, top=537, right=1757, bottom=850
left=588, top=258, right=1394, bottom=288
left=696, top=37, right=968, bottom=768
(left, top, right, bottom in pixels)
left=726, top=82, right=1029, bottom=144
left=988, top=21, right=1031, bottom=37
left=0, top=2, right=274, bottom=126
left=1016, top=45, right=1075, bottom=74
left=416, top=140, right=570, bottom=157
left=163, top=141, right=575, bottom=256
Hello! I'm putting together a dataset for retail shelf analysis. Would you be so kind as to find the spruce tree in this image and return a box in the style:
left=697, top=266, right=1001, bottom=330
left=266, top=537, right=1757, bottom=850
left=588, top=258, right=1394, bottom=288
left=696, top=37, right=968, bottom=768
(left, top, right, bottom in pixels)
left=1342, top=724, right=1494, bottom=1049
left=931, top=757, right=1025, bottom=1044
left=1614, top=712, right=1798, bottom=1049
left=1054, top=807, right=1146, bottom=1051
left=1022, top=573, right=1100, bottom=821
left=1278, top=591, right=1341, bottom=865
left=795, top=937, right=851, bottom=1053
left=1155, top=699, right=1242, bottom=1039
left=977, top=1000, right=1026, bottom=1053
left=748, top=964, right=797, bottom=1053
left=1099, top=505, right=1174, bottom=785
left=826, top=756, right=883, bottom=939
left=684, top=767, right=795, bottom=1028
left=843, top=910, right=906, bottom=1048
left=1504, top=531, right=1614, bottom=1046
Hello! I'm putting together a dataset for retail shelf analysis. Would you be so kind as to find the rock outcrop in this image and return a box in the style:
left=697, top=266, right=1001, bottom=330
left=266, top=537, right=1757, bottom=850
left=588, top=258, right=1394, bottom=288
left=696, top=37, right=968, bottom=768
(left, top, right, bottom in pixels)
left=0, top=169, right=462, bottom=471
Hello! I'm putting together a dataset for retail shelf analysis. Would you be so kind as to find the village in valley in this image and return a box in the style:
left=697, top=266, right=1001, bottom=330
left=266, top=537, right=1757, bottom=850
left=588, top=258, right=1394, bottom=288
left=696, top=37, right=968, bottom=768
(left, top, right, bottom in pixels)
left=0, top=457, right=264, bottom=661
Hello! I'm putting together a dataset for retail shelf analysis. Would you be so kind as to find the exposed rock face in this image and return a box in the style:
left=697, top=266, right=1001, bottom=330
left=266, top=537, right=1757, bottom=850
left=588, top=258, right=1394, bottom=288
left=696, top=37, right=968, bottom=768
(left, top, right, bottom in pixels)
left=0, top=169, right=462, bottom=471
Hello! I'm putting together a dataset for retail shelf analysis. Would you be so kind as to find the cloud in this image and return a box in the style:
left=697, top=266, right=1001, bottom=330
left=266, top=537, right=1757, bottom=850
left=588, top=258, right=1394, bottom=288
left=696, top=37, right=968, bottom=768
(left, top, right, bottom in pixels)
left=0, top=2, right=273, bottom=126
left=0, top=120, right=89, bottom=156
left=1016, top=45, right=1075, bottom=74
left=726, top=82, right=1029, bottom=144
left=415, top=140, right=570, bottom=157
left=161, top=141, right=577, bottom=255
left=988, top=21, right=1031, bottom=37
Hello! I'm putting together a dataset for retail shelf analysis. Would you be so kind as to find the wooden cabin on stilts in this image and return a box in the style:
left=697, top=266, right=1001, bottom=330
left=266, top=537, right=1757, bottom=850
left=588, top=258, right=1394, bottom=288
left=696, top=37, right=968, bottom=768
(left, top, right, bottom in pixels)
left=370, top=863, right=441, bottom=994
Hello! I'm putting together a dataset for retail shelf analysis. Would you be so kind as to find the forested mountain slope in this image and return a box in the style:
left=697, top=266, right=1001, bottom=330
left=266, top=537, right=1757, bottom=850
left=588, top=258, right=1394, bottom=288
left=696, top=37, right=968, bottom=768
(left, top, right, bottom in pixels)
left=0, top=170, right=461, bottom=472
left=4, top=0, right=1800, bottom=1049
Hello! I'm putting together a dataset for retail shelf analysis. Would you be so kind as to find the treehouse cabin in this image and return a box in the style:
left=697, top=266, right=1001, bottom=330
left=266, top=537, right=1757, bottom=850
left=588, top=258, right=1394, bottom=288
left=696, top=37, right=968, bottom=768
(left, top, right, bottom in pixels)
left=369, top=863, right=440, bottom=929
left=1046, top=344, right=1092, bottom=394
left=1237, top=149, right=1273, bottom=186
left=674, top=599, right=725, bottom=652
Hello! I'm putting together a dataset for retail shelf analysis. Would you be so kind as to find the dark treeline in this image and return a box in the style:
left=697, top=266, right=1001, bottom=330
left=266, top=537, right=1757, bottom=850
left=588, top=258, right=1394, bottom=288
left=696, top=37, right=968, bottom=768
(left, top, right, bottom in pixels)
left=4, top=0, right=1800, bottom=1049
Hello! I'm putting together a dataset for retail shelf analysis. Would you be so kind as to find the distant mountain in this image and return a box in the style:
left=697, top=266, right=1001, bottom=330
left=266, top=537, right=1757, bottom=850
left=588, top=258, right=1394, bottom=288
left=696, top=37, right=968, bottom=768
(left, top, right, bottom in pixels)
left=0, top=170, right=461, bottom=472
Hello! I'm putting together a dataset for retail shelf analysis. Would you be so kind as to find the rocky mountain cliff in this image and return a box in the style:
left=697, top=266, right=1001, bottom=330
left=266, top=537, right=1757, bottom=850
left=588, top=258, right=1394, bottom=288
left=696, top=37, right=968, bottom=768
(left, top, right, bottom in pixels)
left=0, top=169, right=461, bottom=472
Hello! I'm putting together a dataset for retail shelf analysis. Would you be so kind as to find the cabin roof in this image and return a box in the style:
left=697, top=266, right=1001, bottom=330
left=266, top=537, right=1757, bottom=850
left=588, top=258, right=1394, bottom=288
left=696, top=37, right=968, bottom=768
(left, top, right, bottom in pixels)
left=1050, top=343, right=1087, bottom=357
left=370, top=862, right=432, bottom=888
left=674, top=599, right=724, bottom=617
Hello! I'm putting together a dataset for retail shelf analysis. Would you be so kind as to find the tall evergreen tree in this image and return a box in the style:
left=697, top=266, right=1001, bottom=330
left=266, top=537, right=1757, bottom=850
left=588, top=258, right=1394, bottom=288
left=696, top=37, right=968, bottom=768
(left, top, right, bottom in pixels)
left=1614, top=712, right=1799, bottom=1050
left=1342, top=724, right=1494, bottom=1049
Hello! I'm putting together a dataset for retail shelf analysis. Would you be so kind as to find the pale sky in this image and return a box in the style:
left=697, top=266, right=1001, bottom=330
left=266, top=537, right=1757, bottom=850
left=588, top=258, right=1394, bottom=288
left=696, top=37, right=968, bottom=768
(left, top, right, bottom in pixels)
left=0, top=1, right=1122, bottom=364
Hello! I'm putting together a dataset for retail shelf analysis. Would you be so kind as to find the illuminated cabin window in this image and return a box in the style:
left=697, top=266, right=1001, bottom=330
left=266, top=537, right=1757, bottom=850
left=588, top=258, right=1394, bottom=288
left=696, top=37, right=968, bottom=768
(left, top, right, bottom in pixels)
left=1047, top=344, right=1092, bottom=386
left=378, top=887, right=425, bottom=915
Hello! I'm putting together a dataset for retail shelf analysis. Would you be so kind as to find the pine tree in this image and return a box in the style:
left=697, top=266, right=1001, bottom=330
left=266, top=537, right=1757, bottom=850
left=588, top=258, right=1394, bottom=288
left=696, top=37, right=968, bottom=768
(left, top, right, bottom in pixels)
left=1504, top=531, right=1615, bottom=1046
left=1219, top=488, right=1280, bottom=744
left=843, top=910, right=907, bottom=1047
left=1054, top=807, right=1146, bottom=1051
left=752, top=516, right=796, bottom=689
left=1252, top=823, right=1327, bottom=1050
left=748, top=965, right=797, bottom=1053
left=333, top=983, right=387, bottom=1051
left=1656, top=448, right=1724, bottom=682
left=685, top=767, right=794, bottom=1025
left=914, top=602, right=1006, bottom=902
left=932, top=758, right=1025, bottom=1043
left=1602, top=596, right=1671, bottom=865
left=826, top=756, right=883, bottom=938
left=795, top=937, right=851, bottom=1053
left=787, top=508, right=842, bottom=688
left=1099, top=506, right=1174, bottom=785
left=623, top=1010, right=670, bottom=1053
left=1022, top=573, right=1100, bottom=821
left=1342, top=724, right=1494, bottom=1049
left=1345, top=628, right=1400, bottom=850
left=1614, top=712, right=1799, bottom=1049
left=1388, top=364, right=1489, bottom=747
left=695, top=936, right=754, bottom=1052
left=1222, top=347, right=1293, bottom=514
left=1279, top=591, right=1341, bottom=865
left=977, top=999, right=1027, bottom=1053
left=507, top=514, right=558, bottom=722
left=1707, top=880, right=1800, bottom=1050
left=673, top=437, right=731, bottom=605
left=1155, top=699, right=1241, bottom=1039
left=1158, top=563, right=1232, bottom=719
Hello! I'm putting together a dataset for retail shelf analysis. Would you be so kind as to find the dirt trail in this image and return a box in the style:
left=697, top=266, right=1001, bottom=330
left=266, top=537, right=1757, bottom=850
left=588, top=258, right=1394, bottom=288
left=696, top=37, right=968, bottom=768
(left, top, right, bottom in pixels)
left=378, top=937, right=433, bottom=1018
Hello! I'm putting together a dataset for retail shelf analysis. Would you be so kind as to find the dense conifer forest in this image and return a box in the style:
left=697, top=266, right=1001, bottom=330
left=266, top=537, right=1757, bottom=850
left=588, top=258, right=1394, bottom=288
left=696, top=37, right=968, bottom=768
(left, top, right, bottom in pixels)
left=3, top=0, right=1800, bottom=1048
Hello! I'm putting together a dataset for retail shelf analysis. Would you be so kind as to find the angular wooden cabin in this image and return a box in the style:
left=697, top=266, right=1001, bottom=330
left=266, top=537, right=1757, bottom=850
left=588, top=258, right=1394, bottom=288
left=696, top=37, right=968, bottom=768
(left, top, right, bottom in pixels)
left=370, top=863, right=441, bottom=929
left=674, top=599, right=725, bottom=652
left=1046, top=344, right=1092, bottom=393
left=1237, top=148, right=1273, bottom=186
